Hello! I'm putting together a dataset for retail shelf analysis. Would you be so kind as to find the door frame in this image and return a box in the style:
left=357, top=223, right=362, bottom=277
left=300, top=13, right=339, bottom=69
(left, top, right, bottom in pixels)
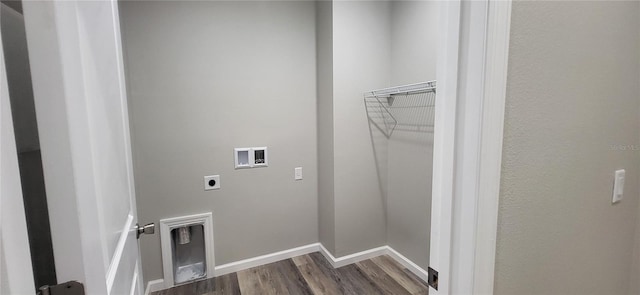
left=431, top=0, right=512, bottom=294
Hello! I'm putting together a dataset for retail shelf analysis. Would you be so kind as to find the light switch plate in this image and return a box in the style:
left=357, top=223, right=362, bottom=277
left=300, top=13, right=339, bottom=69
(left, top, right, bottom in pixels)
left=612, top=169, right=625, bottom=203
left=204, top=175, right=220, bottom=191
left=295, top=167, right=303, bottom=180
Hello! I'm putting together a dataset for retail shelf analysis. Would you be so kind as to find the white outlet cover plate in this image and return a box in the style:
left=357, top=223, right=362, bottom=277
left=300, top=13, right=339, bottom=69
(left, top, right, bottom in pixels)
left=204, top=175, right=220, bottom=190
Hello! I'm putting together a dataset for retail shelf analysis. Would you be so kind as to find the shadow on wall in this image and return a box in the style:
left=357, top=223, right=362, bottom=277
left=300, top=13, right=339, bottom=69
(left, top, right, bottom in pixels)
left=366, top=88, right=436, bottom=269
left=365, top=90, right=436, bottom=139
left=365, top=89, right=436, bottom=201
left=366, top=97, right=390, bottom=215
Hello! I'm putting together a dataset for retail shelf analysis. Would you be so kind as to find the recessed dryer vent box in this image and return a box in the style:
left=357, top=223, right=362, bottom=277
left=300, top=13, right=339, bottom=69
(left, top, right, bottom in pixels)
left=159, top=213, right=215, bottom=288
left=234, top=147, right=268, bottom=169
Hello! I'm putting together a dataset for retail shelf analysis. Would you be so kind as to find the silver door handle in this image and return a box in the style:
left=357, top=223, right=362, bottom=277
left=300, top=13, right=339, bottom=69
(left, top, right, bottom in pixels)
left=136, top=223, right=155, bottom=239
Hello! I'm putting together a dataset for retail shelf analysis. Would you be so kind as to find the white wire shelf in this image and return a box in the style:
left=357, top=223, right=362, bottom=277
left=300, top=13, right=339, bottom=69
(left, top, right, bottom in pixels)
left=364, top=80, right=436, bottom=99
left=364, top=80, right=436, bottom=138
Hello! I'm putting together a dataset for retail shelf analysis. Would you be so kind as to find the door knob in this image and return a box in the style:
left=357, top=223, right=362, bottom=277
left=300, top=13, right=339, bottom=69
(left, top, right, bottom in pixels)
left=136, top=223, right=155, bottom=239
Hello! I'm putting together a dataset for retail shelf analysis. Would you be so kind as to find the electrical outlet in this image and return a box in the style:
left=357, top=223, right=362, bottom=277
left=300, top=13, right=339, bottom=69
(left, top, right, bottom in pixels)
left=204, top=175, right=220, bottom=191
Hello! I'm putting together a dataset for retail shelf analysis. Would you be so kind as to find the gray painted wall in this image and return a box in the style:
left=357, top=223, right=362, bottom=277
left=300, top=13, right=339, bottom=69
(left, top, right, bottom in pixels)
left=389, top=1, right=438, bottom=86
left=119, top=1, right=318, bottom=284
left=316, top=0, right=437, bottom=265
left=386, top=0, right=438, bottom=270
left=332, top=0, right=390, bottom=257
left=316, top=0, right=336, bottom=254
left=495, top=1, right=640, bottom=294
left=122, top=0, right=438, bottom=284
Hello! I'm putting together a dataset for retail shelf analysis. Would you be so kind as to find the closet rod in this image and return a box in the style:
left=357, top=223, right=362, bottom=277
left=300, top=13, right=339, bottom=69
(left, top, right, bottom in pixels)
left=365, top=80, right=436, bottom=98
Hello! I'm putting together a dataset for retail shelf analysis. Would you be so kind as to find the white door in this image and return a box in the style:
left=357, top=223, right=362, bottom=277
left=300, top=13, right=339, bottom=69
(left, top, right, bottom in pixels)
left=22, top=0, right=144, bottom=294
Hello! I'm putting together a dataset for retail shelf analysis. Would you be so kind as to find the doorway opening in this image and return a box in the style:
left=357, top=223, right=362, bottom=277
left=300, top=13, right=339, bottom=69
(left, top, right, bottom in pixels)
left=1, top=0, right=56, bottom=291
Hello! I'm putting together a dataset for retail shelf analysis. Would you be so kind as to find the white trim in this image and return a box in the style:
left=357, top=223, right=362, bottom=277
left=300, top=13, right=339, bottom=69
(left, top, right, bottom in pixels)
left=159, top=212, right=215, bottom=289
left=318, top=245, right=428, bottom=280
left=431, top=0, right=511, bottom=293
left=144, top=279, right=164, bottom=295
left=472, top=1, right=512, bottom=294
left=386, top=247, right=429, bottom=283
left=106, top=214, right=134, bottom=293
left=214, top=243, right=320, bottom=276
left=317, top=243, right=336, bottom=266
left=450, top=1, right=491, bottom=293
left=430, top=1, right=462, bottom=294
left=318, top=244, right=388, bottom=268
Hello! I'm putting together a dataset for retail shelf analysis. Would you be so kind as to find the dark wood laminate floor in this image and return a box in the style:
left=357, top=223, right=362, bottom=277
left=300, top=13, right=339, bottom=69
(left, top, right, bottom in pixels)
left=151, top=252, right=429, bottom=295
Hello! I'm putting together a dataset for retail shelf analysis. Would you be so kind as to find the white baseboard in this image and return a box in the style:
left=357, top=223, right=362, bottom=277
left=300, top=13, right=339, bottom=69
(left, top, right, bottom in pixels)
left=214, top=243, right=320, bottom=276
left=144, top=243, right=428, bottom=295
left=144, top=279, right=164, bottom=295
left=386, top=246, right=429, bottom=282
left=318, top=244, right=429, bottom=282
left=318, top=244, right=388, bottom=268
